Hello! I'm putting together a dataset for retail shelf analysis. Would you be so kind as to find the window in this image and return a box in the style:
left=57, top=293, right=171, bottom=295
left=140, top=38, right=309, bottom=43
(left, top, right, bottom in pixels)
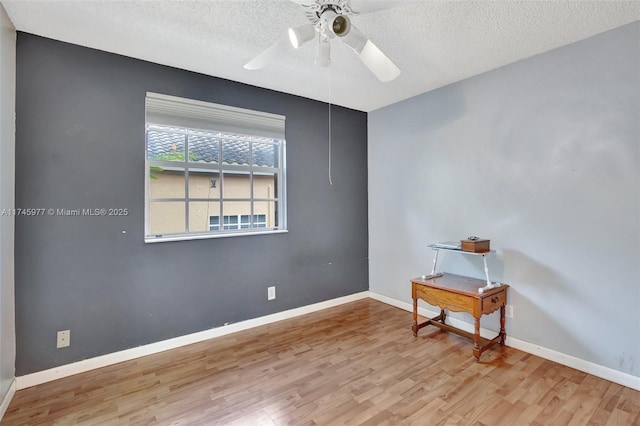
left=145, top=93, right=286, bottom=242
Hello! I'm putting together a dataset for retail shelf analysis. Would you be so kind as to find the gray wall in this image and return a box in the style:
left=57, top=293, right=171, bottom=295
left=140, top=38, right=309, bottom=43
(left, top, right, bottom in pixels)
left=369, top=22, right=639, bottom=376
left=15, top=33, right=368, bottom=375
left=0, top=3, right=16, bottom=403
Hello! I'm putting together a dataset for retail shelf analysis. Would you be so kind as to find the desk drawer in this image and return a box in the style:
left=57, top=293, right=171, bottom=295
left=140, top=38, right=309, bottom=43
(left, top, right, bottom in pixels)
left=415, top=284, right=474, bottom=313
left=482, top=290, right=506, bottom=314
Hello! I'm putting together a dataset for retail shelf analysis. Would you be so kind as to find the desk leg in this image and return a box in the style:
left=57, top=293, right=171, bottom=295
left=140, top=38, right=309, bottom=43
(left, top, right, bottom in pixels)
left=500, top=304, right=506, bottom=345
left=440, top=309, right=446, bottom=324
left=473, top=317, right=481, bottom=361
left=412, top=297, right=418, bottom=336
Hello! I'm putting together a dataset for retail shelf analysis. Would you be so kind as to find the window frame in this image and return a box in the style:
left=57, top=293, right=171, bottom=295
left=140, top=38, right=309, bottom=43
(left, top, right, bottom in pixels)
left=144, top=95, right=287, bottom=243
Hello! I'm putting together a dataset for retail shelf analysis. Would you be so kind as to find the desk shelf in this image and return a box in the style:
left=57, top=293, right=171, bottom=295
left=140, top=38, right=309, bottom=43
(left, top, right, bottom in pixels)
left=426, top=245, right=500, bottom=294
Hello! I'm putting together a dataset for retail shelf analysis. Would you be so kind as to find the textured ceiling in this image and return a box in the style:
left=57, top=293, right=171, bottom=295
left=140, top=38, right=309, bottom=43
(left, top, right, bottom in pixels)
left=2, top=0, right=639, bottom=111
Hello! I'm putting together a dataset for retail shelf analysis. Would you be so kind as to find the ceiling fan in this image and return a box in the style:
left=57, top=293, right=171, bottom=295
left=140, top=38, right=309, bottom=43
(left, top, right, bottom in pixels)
left=244, top=0, right=402, bottom=82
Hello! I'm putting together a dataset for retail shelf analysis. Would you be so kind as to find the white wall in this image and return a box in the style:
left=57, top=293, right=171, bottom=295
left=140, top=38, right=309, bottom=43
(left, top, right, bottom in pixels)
left=369, top=22, right=639, bottom=377
left=0, top=2, right=16, bottom=412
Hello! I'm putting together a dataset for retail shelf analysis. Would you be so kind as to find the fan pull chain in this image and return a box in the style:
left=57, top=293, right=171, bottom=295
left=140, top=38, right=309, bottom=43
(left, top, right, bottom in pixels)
left=328, top=67, right=333, bottom=186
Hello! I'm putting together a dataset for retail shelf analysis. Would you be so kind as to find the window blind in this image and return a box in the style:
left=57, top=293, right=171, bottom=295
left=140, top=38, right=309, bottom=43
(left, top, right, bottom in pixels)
left=145, top=92, right=285, bottom=140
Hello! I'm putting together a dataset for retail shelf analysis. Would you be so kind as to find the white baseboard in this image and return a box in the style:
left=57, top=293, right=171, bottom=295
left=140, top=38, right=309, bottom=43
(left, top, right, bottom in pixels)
left=505, top=337, right=640, bottom=391
left=369, top=292, right=640, bottom=391
left=0, top=378, right=16, bottom=421
left=16, top=291, right=640, bottom=392
left=16, top=291, right=369, bottom=390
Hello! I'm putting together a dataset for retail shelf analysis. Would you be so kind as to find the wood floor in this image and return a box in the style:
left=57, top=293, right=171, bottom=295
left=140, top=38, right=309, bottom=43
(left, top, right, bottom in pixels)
left=2, top=299, right=639, bottom=425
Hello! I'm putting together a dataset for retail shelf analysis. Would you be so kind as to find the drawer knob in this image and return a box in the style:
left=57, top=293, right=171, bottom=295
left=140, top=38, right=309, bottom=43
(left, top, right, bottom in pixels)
left=491, top=296, right=499, bottom=303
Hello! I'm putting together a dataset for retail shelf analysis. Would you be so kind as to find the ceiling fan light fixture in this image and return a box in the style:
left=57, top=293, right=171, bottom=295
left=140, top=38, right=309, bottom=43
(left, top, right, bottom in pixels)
left=331, top=15, right=350, bottom=37
left=315, top=38, right=331, bottom=67
left=288, top=24, right=315, bottom=48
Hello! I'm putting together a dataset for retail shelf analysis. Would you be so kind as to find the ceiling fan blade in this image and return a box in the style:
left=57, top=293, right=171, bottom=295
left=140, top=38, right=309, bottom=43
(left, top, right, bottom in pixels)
left=244, top=38, right=292, bottom=70
left=357, top=39, right=401, bottom=82
left=347, top=0, right=409, bottom=14
left=341, top=25, right=400, bottom=82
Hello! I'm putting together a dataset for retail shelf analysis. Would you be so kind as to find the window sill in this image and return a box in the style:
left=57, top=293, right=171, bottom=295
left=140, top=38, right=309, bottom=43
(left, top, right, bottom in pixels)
left=145, top=229, right=288, bottom=244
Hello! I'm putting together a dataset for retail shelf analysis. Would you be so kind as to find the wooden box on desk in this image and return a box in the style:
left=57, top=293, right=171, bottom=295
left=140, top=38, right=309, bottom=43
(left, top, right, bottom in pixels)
left=460, top=239, right=490, bottom=253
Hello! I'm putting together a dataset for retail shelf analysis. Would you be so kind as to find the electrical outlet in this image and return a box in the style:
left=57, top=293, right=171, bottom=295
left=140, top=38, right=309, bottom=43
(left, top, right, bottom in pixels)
left=267, top=286, right=276, bottom=301
left=57, top=330, right=70, bottom=348
left=505, top=305, right=513, bottom=318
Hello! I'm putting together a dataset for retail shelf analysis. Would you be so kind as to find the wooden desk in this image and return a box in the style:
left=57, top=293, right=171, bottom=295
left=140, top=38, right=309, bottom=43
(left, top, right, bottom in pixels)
left=411, top=273, right=508, bottom=360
